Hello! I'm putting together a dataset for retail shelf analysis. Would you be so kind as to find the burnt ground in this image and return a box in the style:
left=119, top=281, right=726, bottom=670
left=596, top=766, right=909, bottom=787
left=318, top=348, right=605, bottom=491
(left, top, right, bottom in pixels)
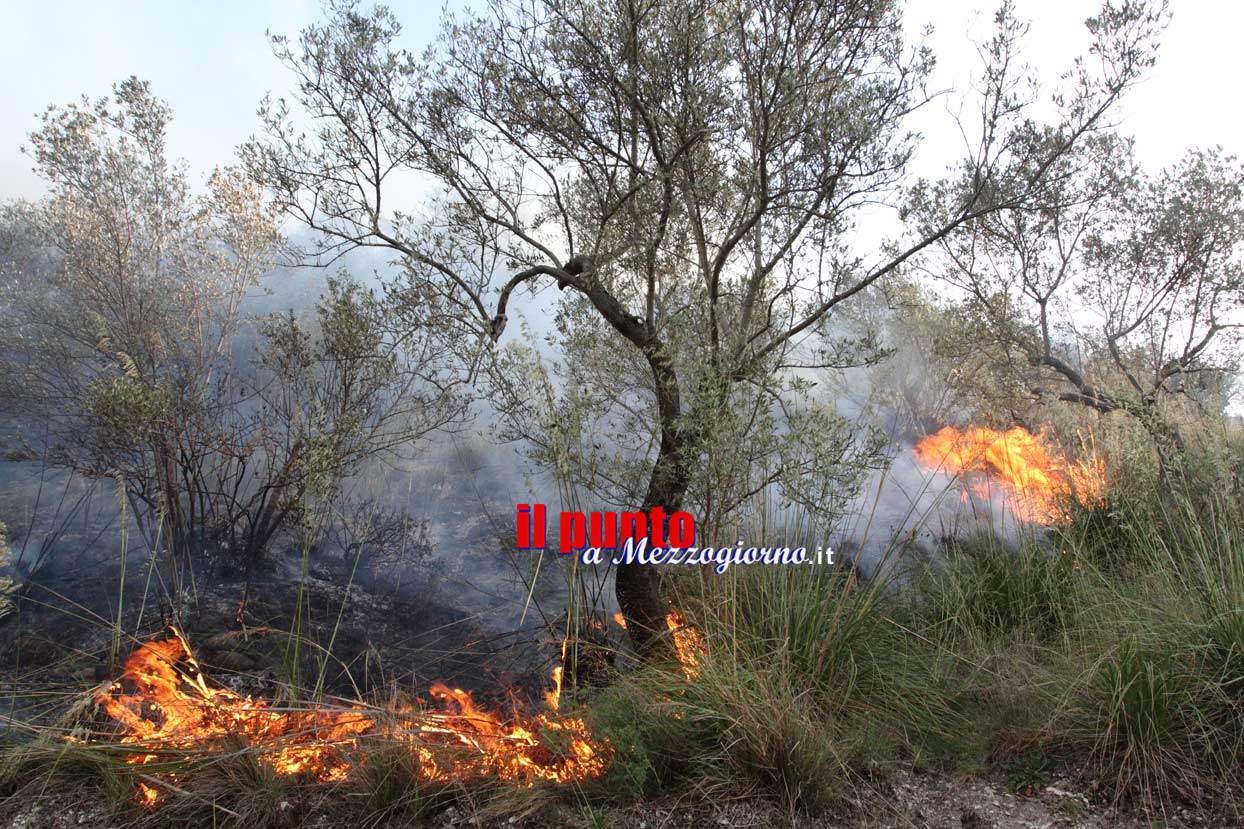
left=0, top=433, right=575, bottom=708
left=0, top=536, right=569, bottom=731
left=0, top=439, right=579, bottom=721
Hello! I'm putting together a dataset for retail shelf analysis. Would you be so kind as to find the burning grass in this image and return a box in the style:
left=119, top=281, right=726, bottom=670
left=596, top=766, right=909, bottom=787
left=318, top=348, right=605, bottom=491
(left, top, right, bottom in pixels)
left=664, top=611, right=704, bottom=682
left=71, top=612, right=712, bottom=810
left=88, top=625, right=610, bottom=805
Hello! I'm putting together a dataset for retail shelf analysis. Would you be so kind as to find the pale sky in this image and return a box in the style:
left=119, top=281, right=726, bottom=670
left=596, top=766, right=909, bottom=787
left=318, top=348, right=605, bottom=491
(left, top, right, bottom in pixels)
left=0, top=1, right=1235, bottom=204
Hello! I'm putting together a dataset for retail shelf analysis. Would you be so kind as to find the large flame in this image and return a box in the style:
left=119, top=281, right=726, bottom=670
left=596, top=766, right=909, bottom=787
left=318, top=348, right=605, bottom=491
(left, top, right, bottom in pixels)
left=92, top=627, right=607, bottom=804
left=914, top=425, right=1105, bottom=523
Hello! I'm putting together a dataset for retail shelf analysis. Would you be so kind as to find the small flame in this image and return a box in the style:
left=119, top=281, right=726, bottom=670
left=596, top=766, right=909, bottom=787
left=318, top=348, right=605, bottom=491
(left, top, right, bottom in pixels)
left=612, top=612, right=627, bottom=629
left=665, top=611, right=705, bottom=681
left=91, top=627, right=609, bottom=804
left=914, top=425, right=1105, bottom=523
left=544, top=637, right=568, bottom=711
left=544, top=666, right=564, bottom=711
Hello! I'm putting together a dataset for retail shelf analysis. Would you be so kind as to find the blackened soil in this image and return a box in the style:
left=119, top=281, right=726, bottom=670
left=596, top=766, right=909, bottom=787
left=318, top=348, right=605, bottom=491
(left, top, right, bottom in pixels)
left=0, top=543, right=561, bottom=727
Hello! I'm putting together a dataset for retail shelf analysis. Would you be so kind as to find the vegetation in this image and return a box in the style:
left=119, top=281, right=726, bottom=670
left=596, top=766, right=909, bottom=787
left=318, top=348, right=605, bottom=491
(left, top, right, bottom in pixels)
left=3, top=438, right=1243, bottom=825
left=0, top=80, right=464, bottom=592
left=242, top=0, right=1164, bottom=648
left=0, top=0, right=1242, bottom=826
left=918, top=136, right=1244, bottom=473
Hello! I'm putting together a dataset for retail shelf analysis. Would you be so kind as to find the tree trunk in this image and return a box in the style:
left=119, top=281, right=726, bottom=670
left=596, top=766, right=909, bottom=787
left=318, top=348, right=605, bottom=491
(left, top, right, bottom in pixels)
left=1136, top=404, right=1187, bottom=490
left=616, top=347, right=688, bottom=658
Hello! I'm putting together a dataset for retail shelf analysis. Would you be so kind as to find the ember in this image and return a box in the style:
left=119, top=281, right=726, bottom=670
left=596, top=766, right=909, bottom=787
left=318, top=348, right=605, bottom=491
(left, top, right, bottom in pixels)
left=914, top=425, right=1105, bottom=523
left=92, top=627, right=608, bottom=804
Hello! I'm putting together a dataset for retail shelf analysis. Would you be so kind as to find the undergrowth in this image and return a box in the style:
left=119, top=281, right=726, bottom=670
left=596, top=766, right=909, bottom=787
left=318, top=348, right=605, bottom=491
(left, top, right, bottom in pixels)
left=1, top=454, right=1243, bottom=826
left=585, top=458, right=1244, bottom=822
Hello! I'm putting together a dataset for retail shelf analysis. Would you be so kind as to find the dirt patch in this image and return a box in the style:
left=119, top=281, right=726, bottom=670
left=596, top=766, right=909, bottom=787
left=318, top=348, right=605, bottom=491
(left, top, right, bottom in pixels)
left=2, top=765, right=1226, bottom=829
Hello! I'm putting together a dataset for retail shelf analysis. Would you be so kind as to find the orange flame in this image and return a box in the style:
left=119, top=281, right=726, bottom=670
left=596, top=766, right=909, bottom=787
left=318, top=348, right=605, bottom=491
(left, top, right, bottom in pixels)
left=914, top=425, right=1105, bottom=523
left=92, top=627, right=608, bottom=804
left=665, top=611, right=705, bottom=681
left=544, top=637, right=568, bottom=711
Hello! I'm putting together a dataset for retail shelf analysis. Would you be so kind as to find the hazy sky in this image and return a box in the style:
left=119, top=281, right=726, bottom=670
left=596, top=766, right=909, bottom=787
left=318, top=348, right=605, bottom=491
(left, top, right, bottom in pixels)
left=0, top=1, right=1236, bottom=203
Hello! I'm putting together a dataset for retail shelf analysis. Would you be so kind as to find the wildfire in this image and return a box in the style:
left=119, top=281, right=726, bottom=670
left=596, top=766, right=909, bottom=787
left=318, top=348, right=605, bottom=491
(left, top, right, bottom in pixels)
left=665, top=611, right=705, bottom=681
left=914, top=425, right=1105, bottom=523
left=92, top=627, right=608, bottom=804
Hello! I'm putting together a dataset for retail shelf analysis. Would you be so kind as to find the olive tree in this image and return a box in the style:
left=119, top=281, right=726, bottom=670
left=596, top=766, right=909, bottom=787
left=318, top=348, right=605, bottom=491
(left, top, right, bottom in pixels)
left=918, top=137, right=1244, bottom=474
left=246, top=0, right=1164, bottom=650
left=0, top=79, right=463, bottom=583
left=0, top=79, right=279, bottom=562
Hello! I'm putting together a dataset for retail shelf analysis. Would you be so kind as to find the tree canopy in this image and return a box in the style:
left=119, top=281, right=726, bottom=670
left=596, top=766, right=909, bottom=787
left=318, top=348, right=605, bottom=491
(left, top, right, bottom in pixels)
left=245, top=0, right=1166, bottom=648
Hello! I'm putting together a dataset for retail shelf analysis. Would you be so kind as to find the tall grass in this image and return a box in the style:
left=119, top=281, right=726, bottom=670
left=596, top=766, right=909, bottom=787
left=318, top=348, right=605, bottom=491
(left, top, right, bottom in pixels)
left=589, top=546, right=955, bottom=813
left=588, top=455, right=1244, bottom=819
left=1046, top=489, right=1244, bottom=809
